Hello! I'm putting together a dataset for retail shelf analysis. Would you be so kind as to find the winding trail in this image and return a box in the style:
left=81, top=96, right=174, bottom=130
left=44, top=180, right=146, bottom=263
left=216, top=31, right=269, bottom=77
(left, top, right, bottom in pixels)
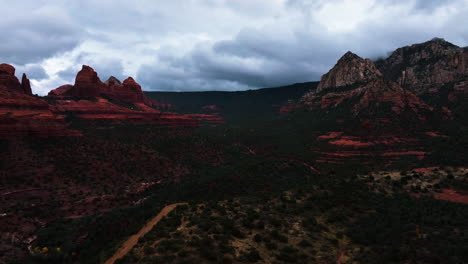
left=103, top=203, right=187, bottom=264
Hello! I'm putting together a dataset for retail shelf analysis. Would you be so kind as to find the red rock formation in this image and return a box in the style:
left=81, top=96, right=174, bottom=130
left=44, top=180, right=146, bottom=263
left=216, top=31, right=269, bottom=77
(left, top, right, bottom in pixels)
left=434, top=189, right=468, bottom=204
left=376, top=38, right=468, bottom=95
left=103, top=76, right=122, bottom=98
left=45, top=65, right=221, bottom=129
left=448, top=80, right=468, bottom=103
left=0, top=88, right=80, bottom=138
left=21, top=73, right=32, bottom=95
left=120, top=77, right=145, bottom=103
left=104, top=76, right=121, bottom=87
left=72, top=65, right=105, bottom=97
left=0, top=63, right=22, bottom=93
left=297, top=51, right=437, bottom=166
left=313, top=132, right=427, bottom=165
left=49, top=97, right=200, bottom=127
left=101, top=76, right=145, bottom=103
left=316, top=51, right=382, bottom=93
left=278, top=100, right=301, bottom=114
left=0, top=63, right=15, bottom=75
left=48, top=84, right=73, bottom=97
left=352, top=78, right=431, bottom=115
left=301, top=53, right=430, bottom=117
left=51, top=67, right=148, bottom=104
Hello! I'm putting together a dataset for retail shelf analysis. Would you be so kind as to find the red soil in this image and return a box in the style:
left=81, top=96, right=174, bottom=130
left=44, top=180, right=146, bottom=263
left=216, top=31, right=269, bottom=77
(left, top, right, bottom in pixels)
left=317, top=132, right=343, bottom=140
left=425, top=131, right=449, bottom=138
left=381, top=151, right=426, bottom=160
left=278, top=103, right=301, bottom=114
left=329, top=139, right=374, bottom=147
left=413, top=167, right=439, bottom=172
left=434, top=189, right=468, bottom=204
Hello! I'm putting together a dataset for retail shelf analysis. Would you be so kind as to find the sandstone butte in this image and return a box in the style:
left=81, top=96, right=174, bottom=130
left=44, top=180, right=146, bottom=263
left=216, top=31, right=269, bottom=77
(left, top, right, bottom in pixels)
left=0, top=64, right=79, bottom=137
left=0, top=63, right=225, bottom=138
left=0, top=63, right=33, bottom=95
left=46, top=65, right=224, bottom=127
left=53, top=65, right=146, bottom=104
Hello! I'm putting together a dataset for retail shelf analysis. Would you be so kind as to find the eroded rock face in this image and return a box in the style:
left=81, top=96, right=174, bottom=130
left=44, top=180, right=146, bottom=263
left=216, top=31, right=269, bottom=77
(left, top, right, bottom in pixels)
left=0, top=63, right=22, bottom=93
left=49, top=97, right=202, bottom=127
left=317, top=51, right=383, bottom=93
left=121, top=77, right=145, bottom=103
left=376, top=38, right=468, bottom=95
left=48, top=85, right=74, bottom=97
left=51, top=67, right=148, bottom=104
left=21, top=73, right=32, bottom=95
left=72, top=65, right=105, bottom=97
left=0, top=89, right=79, bottom=138
left=0, top=63, right=15, bottom=75
left=104, top=76, right=122, bottom=87
left=302, top=52, right=430, bottom=117
left=353, top=78, right=431, bottom=115
left=102, top=76, right=146, bottom=103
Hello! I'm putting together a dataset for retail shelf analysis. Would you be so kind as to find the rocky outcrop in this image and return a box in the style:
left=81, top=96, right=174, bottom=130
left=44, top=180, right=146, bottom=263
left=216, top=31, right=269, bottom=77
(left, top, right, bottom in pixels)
left=104, top=76, right=122, bottom=87
left=49, top=98, right=201, bottom=127
left=317, top=51, right=382, bottom=93
left=102, top=76, right=145, bottom=103
left=21, top=73, right=32, bottom=95
left=314, top=132, right=427, bottom=165
left=48, top=84, right=73, bottom=97
left=0, top=64, right=81, bottom=137
left=121, top=77, right=145, bottom=103
left=353, top=78, right=431, bottom=115
left=49, top=67, right=147, bottom=104
left=448, top=80, right=468, bottom=103
left=376, top=38, right=468, bottom=95
left=0, top=63, right=15, bottom=75
left=301, top=52, right=430, bottom=117
left=72, top=65, right=105, bottom=97
left=0, top=63, right=22, bottom=93
left=0, top=88, right=80, bottom=137
left=296, top=47, right=452, bottom=166
left=46, top=65, right=226, bottom=128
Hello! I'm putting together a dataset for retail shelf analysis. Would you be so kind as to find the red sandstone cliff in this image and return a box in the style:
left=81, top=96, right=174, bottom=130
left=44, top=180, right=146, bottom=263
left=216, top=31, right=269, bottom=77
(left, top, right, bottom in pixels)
left=49, top=66, right=146, bottom=104
left=46, top=65, right=223, bottom=127
left=0, top=63, right=23, bottom=93
left=376, top=38, right=468, bottom=95
left=21, top=74, right=32, bottom=95
left=317, top=51, right=383, bottom=93
left=0, top=76, right=79, bottom=138
left=301, top=52, right=431, bottom=117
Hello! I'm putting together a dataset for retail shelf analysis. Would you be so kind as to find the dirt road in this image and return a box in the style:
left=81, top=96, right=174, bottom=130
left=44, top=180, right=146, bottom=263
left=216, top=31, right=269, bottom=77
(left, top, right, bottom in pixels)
left=103, top=203, right=187, bottom=264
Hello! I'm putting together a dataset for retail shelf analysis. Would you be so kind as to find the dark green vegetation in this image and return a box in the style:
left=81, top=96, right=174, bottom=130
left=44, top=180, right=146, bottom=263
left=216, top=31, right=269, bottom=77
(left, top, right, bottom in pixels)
left=3, top=79, right=468, bottom=263
left=118, top=178, right=468, bottom=264
left=4, top=102, right=465, bottom=264
left=145, top=82, right=317, bottom=124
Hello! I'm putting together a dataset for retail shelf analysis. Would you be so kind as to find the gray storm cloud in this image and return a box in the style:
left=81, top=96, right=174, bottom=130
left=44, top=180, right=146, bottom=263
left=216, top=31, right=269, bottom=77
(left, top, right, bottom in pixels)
left=0, top=0, right=467, bottom=94
left=0, top=6, right=84, bottom=64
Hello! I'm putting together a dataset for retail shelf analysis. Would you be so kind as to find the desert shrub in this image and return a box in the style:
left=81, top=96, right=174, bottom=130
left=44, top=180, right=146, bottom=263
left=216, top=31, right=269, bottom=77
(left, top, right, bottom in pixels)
left=298, top=239, right=312, bottom=248
left=253, top=234, right=262, bottom=243
left=238, top=247, right=261, bottom=263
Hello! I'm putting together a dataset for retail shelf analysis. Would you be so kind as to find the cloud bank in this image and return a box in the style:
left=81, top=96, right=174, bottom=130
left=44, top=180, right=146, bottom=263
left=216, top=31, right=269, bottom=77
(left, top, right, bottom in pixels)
left=0, top=0, right=467, bottom=95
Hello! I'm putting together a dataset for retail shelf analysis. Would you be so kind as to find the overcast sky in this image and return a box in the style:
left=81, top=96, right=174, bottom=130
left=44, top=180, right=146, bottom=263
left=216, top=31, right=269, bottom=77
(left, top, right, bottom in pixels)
left=1, top=0, right=468, bottom=95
